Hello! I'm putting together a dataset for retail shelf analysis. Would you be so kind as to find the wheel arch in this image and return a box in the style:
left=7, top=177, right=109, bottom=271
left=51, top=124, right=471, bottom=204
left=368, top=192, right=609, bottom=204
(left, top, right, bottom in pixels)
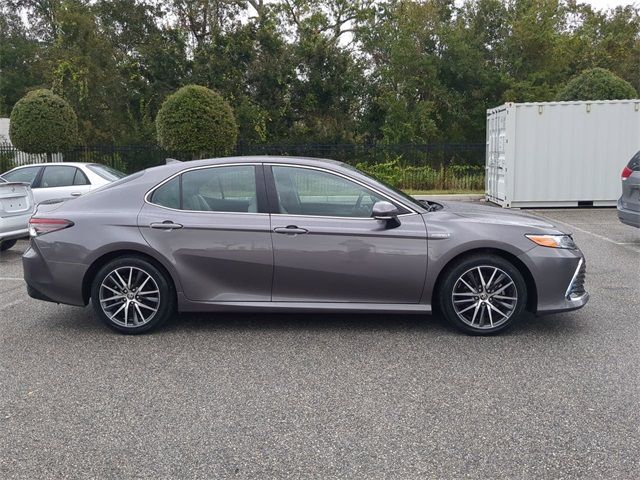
left=431, top=247, right=538, bottom=313
left=82, top=249, right=179, bottom=305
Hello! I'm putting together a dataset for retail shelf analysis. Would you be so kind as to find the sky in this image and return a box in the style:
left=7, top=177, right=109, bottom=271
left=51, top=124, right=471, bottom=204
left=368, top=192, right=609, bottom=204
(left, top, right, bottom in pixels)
left=586, top=0, right=638, bottom=9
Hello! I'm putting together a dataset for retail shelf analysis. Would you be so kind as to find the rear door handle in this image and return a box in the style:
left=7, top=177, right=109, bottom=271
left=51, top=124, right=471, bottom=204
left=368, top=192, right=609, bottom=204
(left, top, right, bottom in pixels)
left=273, top=225, right=308, bottom=235
left=71, top=192, right=82, bottom=197
left=150, top=221, right=183, bottom=230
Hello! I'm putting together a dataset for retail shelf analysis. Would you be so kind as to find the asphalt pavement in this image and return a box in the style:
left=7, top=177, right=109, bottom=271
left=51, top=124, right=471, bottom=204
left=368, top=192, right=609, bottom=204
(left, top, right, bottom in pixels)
left=1, top=207, right=639, bottom=479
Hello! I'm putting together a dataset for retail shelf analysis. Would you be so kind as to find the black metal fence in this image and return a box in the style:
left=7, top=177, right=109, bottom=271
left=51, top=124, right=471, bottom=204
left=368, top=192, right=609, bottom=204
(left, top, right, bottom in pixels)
left=0, top=142, right=486, bottom=191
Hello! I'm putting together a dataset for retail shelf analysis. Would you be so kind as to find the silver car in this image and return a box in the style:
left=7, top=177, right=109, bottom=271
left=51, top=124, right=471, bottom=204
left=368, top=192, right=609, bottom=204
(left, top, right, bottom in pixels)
left=23, top=156, right=588, bottom=335
left=0, top=177, right=34, bottom=251
left=1, top=162, right=126, bottom=205
left=618, top=151, right=640, bottom=228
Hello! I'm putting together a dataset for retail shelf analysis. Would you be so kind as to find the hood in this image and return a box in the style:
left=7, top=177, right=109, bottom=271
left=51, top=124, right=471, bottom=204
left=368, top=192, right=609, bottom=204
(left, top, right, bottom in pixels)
left=440, top=201, right=557, bottom=229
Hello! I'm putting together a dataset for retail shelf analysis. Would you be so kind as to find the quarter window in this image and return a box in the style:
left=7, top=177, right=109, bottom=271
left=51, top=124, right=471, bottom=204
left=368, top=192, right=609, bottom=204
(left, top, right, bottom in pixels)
left=271, top=166, right=395, bottom=218
left=151, top=176, right=180, bottom=209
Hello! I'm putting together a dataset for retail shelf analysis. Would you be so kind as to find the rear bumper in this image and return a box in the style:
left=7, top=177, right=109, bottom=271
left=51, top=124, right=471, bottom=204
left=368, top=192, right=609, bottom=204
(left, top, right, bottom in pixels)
left=617, top=199, right=640, bottom=228
left=0, top=213, right=30, bottom=241
left=22, top=242, right=87, bottom=306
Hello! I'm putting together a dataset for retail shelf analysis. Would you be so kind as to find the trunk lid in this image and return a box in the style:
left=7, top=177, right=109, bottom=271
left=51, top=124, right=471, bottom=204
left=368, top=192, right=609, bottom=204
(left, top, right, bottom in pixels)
left=0, top=181, right=33, bottom=217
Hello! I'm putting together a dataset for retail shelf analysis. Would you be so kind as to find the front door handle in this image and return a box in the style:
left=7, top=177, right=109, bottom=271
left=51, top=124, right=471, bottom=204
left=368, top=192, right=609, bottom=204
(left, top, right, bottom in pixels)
left=274, top=225, right=308, bottom=235
left=150, top=221, right=183, bottom=230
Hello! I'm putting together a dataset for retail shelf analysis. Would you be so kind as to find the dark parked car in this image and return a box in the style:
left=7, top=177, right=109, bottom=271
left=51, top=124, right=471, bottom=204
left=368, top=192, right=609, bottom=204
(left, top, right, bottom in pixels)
left=23, top=156, right=588, bottom=335
left=618, top=151, right=640, bottom=228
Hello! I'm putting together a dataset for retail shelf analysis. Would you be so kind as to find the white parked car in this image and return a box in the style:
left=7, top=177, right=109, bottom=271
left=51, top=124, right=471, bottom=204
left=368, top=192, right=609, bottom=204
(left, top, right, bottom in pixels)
left=1, top=162, right=126, bottom=205
left=0, top=177, right=34, bottom=251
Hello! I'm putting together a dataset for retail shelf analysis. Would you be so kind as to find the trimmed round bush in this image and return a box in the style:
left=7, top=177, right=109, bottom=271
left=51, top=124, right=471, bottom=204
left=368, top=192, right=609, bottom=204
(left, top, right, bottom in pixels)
left=556, top=68, right=637, bottom=101
left=9, top=89, right=78, bottom=153
left=156, top=85, right=238, bottom=159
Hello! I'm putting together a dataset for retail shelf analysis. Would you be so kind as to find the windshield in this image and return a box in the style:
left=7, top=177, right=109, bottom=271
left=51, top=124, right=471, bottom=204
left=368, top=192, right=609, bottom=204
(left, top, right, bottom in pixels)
left=87, top=164, right=127, bottom=181
left=343, top=164, right=425, bottom=211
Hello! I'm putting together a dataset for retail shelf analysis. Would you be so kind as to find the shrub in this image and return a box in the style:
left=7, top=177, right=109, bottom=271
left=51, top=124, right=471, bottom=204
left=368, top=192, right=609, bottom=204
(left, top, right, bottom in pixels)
left=156, top=85, right=238, bottom=159
left=9, top=89, right=78, bottom=154
left=555, top=68, right=637, bottom=101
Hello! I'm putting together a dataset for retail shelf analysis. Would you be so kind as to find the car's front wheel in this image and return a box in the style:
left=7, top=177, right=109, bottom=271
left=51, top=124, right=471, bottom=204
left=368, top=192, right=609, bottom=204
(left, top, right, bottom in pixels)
left=438, top=254, right=527, bottom=335
left=91, top=256, right=175, bottom=334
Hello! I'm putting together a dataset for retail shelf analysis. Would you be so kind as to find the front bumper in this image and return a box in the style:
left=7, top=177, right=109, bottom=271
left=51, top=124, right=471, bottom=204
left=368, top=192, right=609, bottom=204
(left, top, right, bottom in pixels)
left=617, top=199, right=640, bottom=228
left=518, top=246, right=589, bottom=315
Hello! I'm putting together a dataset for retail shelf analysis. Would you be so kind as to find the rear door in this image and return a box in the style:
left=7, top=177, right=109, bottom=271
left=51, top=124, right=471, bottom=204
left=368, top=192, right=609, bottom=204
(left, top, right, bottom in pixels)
left=139, top=163, right=273, bottom=302
left=33, top=166, right=92, bottom=203
left=266, top=164, right=428, bottom=304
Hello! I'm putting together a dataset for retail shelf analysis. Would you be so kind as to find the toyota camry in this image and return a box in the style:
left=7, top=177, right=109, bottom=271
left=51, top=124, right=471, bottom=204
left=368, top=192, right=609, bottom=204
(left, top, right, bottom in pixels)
left=23, top=156, right=588, bottom=334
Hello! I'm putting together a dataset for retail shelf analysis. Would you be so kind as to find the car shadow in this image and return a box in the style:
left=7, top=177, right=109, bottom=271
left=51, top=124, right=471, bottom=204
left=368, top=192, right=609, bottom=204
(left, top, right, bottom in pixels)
left=37, top=303, right=589, bottom=339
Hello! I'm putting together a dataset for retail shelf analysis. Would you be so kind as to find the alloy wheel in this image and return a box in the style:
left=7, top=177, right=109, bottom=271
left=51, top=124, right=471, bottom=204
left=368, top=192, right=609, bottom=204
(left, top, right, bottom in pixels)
left=99, top=266, right=161, bottom=328
left=451, top=266, right=518, bottom=329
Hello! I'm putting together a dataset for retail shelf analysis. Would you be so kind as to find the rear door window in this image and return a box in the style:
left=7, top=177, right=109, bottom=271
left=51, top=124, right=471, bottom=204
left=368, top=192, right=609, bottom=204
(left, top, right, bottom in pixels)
left=181, top=166, right=257, bottom=213
left=41, top=166, right=77, bottom=188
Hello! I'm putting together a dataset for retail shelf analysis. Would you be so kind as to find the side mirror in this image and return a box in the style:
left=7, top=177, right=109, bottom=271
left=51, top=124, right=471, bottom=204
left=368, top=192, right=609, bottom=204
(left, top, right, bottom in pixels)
left=372, top=201, right=400, bottom=221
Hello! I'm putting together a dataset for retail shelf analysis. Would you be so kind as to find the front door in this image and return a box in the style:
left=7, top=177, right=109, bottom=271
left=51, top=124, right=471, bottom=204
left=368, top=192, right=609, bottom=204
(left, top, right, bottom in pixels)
left=267, top=165, right=428, bottom=304
left=139, top=164, right=273, bottom=302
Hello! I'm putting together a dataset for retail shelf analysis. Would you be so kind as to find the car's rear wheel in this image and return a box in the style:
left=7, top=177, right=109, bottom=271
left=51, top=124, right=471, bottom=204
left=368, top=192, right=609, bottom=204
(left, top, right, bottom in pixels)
left=91, top=256, right=175, bottom=334
left=438, top=254, right=527, bottom=335
left=0, top=239, right=17, bottom=252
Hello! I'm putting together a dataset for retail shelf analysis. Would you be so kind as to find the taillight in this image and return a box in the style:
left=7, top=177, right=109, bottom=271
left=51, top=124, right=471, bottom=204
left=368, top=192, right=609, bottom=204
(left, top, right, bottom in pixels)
left=29, top=218, right=74, bottom=237
left=621, top=166, right=633, bottom=180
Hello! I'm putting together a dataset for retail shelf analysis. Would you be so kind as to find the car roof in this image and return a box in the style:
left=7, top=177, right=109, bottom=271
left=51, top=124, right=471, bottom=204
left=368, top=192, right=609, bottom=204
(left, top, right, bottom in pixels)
left=146, top=155, right=348, bottom=174
left=10, top=162, right=95, bottom=169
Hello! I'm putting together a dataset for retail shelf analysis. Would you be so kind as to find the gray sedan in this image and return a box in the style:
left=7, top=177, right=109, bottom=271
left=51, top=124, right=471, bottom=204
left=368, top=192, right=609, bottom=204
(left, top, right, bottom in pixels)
left=23, top=156, right=588, bottom=335
left=618, top=151, right=640, bottom=228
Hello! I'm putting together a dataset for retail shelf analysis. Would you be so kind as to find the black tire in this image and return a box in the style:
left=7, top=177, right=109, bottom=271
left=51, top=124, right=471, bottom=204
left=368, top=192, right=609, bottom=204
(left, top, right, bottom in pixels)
left=0, top=239, right=18, bottom=252
left=91, top=256, right=175, bottom=334
left=437, top=254, right=527, bottom=335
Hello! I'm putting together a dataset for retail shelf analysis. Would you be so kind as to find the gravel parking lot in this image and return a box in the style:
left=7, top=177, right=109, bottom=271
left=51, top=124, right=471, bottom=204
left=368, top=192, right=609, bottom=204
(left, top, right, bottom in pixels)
left=1, top=207, right=639, bottom=479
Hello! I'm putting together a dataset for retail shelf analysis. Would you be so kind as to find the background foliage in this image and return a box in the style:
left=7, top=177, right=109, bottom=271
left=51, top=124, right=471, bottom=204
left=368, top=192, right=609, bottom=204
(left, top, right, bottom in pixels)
left=1, top=0, right=639, bottom=146
left=156, top=84, right=238, bottom=159
left=9, top=89, right=78, bottom=153
left=555, top=67, right=637, bottom=101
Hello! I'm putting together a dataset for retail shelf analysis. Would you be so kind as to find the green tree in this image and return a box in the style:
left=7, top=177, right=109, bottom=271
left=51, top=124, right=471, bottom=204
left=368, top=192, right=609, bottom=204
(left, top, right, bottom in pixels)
left=9, top=89, right=78, bottom=154
left=156, top=85, right=238, bottom=159
left=556, top=67, right=637, bottom=101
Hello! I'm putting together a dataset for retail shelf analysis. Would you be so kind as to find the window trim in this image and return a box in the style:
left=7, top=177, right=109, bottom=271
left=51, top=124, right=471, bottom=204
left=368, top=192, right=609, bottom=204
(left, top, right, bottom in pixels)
left=145, top=162, right=269, bottom=215
left=265, top=163, right=418, bottom=219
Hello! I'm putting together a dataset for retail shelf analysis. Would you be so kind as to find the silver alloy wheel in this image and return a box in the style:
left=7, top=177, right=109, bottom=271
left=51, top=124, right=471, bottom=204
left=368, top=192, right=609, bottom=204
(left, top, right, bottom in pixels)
left=451, top=266, right=518, bottom=329
left=99, top=266, right=160, bottom=328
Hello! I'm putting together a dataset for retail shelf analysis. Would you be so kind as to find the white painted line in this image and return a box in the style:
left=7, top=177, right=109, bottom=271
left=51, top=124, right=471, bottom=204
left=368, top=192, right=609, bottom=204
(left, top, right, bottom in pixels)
left=0, top=277, right=24, bottom=281
left=537, top=215, right=639, bottom=248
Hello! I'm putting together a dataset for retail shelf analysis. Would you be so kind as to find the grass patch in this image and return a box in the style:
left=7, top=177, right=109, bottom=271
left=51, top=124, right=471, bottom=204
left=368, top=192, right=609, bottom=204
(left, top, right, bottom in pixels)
left=404, top=189, right=484, bottom=196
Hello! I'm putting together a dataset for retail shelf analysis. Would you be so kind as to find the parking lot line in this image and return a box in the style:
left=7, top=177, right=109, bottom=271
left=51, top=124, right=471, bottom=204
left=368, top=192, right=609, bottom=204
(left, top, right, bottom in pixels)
left=0, top=277, right=23, bottom=281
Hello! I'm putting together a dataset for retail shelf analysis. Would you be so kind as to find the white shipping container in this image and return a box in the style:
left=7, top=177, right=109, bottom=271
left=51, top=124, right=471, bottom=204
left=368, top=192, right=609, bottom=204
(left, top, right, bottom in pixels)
left=486, top=100, right=640, bottom=208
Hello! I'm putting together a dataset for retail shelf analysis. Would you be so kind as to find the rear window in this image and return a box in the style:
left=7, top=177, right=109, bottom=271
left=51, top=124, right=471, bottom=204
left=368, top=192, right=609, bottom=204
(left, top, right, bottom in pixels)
left=87, top=164, right=127, bottom=181
left=3, top=166, right=40, bottom=186
left=628, top=151, right=640, bottom=171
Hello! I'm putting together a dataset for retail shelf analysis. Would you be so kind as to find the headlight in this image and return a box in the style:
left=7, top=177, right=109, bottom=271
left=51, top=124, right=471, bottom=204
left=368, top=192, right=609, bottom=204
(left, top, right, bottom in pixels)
left=525, top=234, right=577, bottom=249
